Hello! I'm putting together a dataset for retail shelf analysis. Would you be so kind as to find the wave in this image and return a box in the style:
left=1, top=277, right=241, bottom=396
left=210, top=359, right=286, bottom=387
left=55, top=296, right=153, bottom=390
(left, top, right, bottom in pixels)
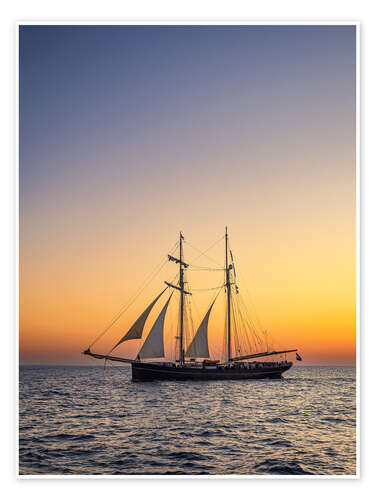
left=254, top=459, right=314, bottom=475
left=18, top=365, right=356, bottom=476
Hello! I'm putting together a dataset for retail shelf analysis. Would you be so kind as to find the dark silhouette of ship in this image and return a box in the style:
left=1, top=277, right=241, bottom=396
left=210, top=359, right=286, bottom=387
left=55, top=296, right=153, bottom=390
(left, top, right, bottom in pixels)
left=83, top=229, right=298, bottom=381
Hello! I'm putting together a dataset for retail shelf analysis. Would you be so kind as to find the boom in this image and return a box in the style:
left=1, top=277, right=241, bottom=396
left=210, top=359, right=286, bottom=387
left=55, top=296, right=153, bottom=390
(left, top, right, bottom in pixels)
left=83, top=349, right=133, bottom=364
left=230, top=349, right=297, bottom=362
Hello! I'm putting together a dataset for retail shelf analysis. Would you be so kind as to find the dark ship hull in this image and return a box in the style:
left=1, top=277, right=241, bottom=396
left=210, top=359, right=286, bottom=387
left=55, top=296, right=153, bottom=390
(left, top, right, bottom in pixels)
left=131, top=361, right=293, bottom=382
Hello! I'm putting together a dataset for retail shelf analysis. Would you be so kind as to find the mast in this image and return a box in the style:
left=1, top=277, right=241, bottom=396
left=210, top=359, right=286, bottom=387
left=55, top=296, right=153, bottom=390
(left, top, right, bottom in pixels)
left=165, top=232, right=190, bottom=364
left=225, top=226, right=232, bottom=363
left=179, top=231, right=185, bottom=365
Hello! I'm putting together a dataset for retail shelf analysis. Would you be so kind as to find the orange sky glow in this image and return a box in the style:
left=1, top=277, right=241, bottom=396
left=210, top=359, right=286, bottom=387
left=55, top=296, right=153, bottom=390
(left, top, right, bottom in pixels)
left=19, top=26, right=356, bottom=365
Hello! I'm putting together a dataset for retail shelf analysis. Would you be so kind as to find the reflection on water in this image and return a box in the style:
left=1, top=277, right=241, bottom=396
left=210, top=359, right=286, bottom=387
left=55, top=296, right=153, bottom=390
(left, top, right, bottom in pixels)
left=19, top=365, right=356, bottom=475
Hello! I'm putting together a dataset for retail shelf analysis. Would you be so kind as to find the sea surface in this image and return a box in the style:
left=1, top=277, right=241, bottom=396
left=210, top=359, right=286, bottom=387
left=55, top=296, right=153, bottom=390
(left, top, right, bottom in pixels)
left=19, top=365, right=356, bottom=476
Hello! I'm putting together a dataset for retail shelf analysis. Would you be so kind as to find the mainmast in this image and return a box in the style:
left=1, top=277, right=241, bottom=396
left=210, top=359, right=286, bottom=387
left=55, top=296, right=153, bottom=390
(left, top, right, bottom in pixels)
left=179, top=231, right=185, bottom=365
left=225, top=226, right=232, bottom=363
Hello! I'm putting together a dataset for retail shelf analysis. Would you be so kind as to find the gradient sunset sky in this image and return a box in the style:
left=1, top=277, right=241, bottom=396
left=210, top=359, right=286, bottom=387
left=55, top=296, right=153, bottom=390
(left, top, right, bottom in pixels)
left=19, top=25, right=356, bottom=365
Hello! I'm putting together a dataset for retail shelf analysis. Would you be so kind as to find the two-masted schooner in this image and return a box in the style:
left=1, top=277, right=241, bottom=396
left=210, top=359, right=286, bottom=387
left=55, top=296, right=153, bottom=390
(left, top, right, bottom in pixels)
left=83, top=228, right=298, bottom=381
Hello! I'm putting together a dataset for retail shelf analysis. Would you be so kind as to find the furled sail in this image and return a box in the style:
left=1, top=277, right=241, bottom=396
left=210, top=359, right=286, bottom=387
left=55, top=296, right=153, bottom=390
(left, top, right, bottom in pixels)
left=185, top=299, right=216, bottom=359
left=111, top=288, right=167, bottom=351
left=137, top=293, right=173, bottom=359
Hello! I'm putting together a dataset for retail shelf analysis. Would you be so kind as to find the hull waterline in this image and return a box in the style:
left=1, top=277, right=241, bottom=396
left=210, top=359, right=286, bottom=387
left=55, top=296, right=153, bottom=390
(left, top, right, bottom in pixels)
left=131, top=361, right=293, bottom=382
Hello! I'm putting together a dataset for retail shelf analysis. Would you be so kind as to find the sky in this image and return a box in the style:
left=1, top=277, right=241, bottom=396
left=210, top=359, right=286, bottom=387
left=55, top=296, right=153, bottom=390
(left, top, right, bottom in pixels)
left=19, top=25, right=356, bottom=365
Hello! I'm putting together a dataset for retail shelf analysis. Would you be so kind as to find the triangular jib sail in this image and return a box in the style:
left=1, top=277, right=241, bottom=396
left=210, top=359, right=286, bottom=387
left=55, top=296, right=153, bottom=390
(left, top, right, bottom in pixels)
left=185, top=297, right=216, bottom=359
left=111, top=288, right=167, bottom=352
left=137, top=293, right=173, bottom=359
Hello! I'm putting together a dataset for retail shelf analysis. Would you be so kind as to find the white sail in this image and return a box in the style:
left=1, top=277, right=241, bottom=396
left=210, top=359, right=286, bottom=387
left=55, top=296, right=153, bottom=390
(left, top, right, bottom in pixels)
left=111, top=288, right=166, bottom=351
left=185, top=300, right=216, bottom=359
left=138, top=294, right=172, bottom=359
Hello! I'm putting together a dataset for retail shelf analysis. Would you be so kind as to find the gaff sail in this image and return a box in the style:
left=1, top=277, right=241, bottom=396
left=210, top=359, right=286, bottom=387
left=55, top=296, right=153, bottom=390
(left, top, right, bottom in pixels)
left=110, top=288, right=167, bottom=352
left=185, top=297, right=216, bottom=359
left=137, top=293, right=173, bottom=359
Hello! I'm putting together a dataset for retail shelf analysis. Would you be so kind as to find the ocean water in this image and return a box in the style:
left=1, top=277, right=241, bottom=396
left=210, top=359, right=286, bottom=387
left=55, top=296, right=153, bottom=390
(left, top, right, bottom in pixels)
left=19, top=365, right=356, bottom=476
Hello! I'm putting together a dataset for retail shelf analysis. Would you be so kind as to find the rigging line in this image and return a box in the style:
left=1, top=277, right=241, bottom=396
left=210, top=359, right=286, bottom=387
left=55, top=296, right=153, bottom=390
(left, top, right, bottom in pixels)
left=89, top=240, right=178, bottom=349
left=234, top=293, right=253, bottom=355
left=222, top=298, right=228, bottom=363
left=188, top=288, right=200, bottom=329
left=170, top=303, right=178, bottom=361
left=185, top=295, right=195, bottom=352
left=235, top=293, right=262, bottom=348
left=189, top=263, right=224, bottom=268
left=231, top=293, right=240, bottom=356
left=237, top=293, right=263, bottom=345
left=206, top=286, right=224, bottom=317
left=235, top=295, right=255, bottom=354
left=196, top=284, right=222, bottom=310
left=231, top=293, right=241, bottom=357
left=235, top=287, right=260, bottom=333
left=235, top=265, right=265, bottom=333
left=189, top=285, right=225, bottom=292
left=190, top=284, right=223, bottom=321
left=184, top=236, right=224, bottom=267
left=262, top=329, right=280, bottom=351
left=188, top=266, right=225, bottom=272
left=243, top=317, right=263, bottom=348
left=89, top=258, right=168, bottom=349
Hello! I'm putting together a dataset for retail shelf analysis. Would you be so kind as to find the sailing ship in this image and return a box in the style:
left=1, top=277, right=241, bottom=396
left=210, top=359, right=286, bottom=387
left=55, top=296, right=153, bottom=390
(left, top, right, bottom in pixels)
left=83, top=228, right=299, bottom=381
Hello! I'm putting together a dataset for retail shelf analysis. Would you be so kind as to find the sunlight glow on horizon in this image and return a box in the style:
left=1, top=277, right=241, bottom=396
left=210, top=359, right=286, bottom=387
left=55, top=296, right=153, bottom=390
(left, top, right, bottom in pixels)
left=19, top=25, right=356, bottom=365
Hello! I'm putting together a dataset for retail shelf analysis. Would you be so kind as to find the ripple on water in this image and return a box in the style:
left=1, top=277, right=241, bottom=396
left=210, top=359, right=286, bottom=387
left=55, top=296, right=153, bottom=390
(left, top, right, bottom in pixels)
left=19, top=365, right=356, bottom=475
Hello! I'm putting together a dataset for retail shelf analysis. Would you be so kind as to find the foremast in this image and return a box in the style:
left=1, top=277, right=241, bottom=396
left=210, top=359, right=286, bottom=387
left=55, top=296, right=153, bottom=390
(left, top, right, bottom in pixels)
left=166, top=232, right=190, bottom=365
left=225, top=226, right=232, bottom=363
